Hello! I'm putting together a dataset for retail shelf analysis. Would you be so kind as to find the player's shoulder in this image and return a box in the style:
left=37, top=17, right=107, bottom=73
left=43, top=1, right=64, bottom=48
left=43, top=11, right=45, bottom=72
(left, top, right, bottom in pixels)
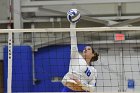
left=91, top=66, right=97, bottom=77
left=90, top=66, right=97, bottom=73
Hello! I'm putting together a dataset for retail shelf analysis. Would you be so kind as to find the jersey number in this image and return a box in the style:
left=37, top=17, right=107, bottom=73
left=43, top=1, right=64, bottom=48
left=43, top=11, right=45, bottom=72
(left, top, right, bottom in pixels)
left=85, top=67, right=91, bottom=77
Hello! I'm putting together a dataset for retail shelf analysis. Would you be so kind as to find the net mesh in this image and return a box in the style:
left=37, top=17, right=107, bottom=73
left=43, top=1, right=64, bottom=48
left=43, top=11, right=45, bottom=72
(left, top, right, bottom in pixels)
left=2, top=27, right=140, bottom=92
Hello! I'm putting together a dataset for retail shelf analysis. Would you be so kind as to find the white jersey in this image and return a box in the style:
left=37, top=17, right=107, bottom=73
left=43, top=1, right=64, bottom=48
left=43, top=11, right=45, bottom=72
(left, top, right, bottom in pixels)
left=62, top=24, right=97, bottom=92
left=69, top=51, right=97, bottom=85
left=62, top=51, right=97, bottom=92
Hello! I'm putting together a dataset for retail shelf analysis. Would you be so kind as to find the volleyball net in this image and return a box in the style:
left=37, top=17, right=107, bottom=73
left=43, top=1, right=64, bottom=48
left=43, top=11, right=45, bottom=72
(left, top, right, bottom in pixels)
left=2, top=27, right=140, bottom=93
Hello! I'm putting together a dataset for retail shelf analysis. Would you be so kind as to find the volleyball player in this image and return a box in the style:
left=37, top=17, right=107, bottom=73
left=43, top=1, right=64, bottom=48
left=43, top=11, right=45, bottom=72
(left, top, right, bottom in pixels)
left=61, top=27, right=99, bottom=92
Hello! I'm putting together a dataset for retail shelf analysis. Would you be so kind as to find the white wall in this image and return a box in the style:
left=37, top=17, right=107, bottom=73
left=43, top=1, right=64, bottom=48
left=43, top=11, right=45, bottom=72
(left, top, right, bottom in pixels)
left=94, top=48, right=140, bottom=92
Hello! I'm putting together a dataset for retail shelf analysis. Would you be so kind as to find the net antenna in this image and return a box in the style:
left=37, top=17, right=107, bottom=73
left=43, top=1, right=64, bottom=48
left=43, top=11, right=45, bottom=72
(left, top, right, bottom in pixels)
left=7, top=32, right=13, bottom=93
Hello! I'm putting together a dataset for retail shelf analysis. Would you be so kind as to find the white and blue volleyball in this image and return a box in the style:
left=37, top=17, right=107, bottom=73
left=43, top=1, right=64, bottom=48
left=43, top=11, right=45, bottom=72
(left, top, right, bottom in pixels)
left=67, top=9, right=81, bottom=23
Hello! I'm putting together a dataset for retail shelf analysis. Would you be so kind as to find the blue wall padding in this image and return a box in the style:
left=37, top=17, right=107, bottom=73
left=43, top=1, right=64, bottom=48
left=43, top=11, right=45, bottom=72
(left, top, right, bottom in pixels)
left=3, top=44, right=86, bottom=92
left=33, top=45, right=70, bottom=92
left=4, top=46, right=32, bottom=92
left=33, top=44, right=86, bottom=92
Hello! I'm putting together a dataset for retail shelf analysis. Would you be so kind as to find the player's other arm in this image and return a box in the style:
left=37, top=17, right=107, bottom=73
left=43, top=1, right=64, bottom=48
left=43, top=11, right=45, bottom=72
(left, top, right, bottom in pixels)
left=61, top=73, right=84, bottom=91
left=82, top=69, right=97, bottom=92
left=73, top=78, right=96, bottom=92
left=81, top=79, right=96, bottom=92
left=81, top=69, right=97, bottom=92
left=65, top=82, right=84, bottom=91
left=75, top=69, right=97, bottom=92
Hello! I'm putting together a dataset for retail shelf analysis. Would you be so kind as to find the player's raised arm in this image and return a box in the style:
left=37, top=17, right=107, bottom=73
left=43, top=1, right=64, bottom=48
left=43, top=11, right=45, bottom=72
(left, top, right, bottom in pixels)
left=70, top=23, right=79, bottom=58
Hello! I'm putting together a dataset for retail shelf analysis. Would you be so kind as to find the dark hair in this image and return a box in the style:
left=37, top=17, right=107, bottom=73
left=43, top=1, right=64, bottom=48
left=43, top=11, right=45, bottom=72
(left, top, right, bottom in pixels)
left=90, top=47, right=99, bottom=62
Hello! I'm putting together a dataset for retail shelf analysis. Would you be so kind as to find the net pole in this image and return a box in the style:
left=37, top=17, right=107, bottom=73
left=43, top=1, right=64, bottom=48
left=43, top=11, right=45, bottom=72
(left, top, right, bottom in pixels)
left=7, top=32, right=13, bottom=93
left=31, top=23, right=36, bottom=85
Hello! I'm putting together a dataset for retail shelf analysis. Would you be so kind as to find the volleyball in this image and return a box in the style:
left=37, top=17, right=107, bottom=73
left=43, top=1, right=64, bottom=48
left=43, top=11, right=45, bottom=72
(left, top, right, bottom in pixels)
left=67, top=9, right=81, bottom=23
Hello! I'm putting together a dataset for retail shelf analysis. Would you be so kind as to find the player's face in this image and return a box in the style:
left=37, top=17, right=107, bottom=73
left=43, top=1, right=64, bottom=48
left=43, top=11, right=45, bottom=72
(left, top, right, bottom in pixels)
left=83, top=46, right=94, bottom=59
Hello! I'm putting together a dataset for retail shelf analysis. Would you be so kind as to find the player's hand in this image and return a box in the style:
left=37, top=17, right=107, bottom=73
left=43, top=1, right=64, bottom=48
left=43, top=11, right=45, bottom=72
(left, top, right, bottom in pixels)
left=65, top=82, right=84, bottom=91
left=73, top=79, right=90, bottom=92
left=73, top=79, right=82, bottom=86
